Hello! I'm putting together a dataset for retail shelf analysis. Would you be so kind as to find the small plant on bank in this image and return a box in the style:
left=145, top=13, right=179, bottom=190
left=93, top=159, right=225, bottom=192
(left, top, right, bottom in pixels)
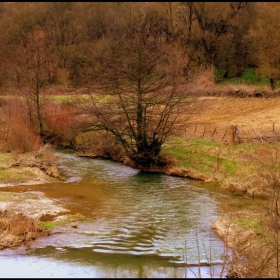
left=42, top=221, right=55, bottom=229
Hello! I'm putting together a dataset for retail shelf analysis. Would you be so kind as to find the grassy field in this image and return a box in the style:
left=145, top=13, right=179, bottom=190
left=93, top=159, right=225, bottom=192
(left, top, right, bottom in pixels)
left=162, top=136, right=278, bottom=197
left=163, top=137, right=258, bottom=178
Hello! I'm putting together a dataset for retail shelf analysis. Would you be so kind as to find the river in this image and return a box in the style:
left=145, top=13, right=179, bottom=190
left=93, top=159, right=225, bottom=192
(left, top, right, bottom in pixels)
left=0, top=150, right=239, bottom=278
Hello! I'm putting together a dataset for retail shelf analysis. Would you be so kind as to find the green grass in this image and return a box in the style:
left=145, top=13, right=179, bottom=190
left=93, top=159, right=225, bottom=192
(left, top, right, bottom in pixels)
left=163, top=136, right=261, bottom=179
left=232, top=218, right=255, bottom=226
left=232, top=217, right=266, bottom=233
left=163, top=137, right=223, bottom=175
left=215, top=68, right=271, bottom=87
left=48, top=93, right=117, bottom=105
left=242, top=68, right=256, bottom=80
left=0, top=191, right=14, bottom=201
left=48, top=94, right=74, bottom=102
left=41, top=214, right=91, bottom=229
left=0, top=153, right=16, bottom=168
left=42, top=221, right=55, bottom=229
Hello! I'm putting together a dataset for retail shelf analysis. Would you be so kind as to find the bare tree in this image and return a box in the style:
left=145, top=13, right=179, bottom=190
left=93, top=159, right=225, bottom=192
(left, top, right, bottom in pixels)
left=77, top=12, right=187, bottom=169
left=14, top=30, right=57, bottom=136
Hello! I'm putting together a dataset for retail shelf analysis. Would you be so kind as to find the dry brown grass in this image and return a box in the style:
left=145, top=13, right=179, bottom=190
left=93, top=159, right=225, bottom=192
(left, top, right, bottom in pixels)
left=180, top=95, right=280, bottom=135
left=0, top=210, right=49, bottom=250
left=213, top=205, right=280, bottom=278
left=190, top=67, right=216, bottom=89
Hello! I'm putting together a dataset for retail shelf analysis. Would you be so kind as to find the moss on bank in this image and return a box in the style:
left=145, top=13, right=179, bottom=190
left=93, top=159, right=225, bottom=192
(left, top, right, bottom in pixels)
left=0, top=147, right=70, bottom=251
left=0, top=147, right=66, bottom=186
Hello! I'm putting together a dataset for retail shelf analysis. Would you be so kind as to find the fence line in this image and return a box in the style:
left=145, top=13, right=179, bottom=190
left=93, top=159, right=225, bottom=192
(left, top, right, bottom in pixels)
left=174, top=122, right=280, bottom=144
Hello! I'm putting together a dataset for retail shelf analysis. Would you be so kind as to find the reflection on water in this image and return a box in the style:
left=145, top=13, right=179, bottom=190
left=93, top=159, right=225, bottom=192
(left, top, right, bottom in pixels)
left=0, top=151, right=232, bottom=278
left=0, top=248, right=225, bottom=278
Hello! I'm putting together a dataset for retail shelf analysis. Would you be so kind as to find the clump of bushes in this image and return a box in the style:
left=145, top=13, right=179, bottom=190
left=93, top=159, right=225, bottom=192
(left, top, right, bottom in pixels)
left=0, top=210, right=49, bottom=250
left=43, top=102, right=77, bottom=147
left=74, top=131, right=127, bottom=162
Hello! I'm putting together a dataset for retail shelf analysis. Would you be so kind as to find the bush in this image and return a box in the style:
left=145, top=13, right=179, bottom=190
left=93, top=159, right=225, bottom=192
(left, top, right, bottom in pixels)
left=74, top=131, right=126, bottom=161
left=0, top=97, right=41, bottom=153
left=0, top=210, right=47, bottom=250
left=43, top=102, right=76, bottom=147
left=7, top=121, right=41, bottom=153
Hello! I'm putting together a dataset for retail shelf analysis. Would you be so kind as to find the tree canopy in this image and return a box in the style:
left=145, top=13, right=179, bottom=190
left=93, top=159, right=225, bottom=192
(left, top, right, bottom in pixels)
left=0, top=2, right=280, bottom=88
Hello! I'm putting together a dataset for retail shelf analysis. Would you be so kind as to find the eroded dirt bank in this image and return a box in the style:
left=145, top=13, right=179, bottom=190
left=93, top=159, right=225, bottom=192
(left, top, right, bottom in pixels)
left=0, top=146, right=72, bottom=250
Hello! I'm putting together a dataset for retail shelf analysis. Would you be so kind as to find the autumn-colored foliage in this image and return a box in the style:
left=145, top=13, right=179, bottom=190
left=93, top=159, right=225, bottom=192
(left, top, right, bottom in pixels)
left=0, top=210, right=47, bottom=250
left=0, top=97, right=41, bottom=153
left=0, top=2, right=279, bottom=90
left=43, top=102, right=76, bottom=147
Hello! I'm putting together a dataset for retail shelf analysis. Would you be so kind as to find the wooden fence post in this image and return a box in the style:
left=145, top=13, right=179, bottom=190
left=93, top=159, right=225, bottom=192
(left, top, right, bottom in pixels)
left=194, top=122, right=198, bottom=135
left=222, top=128, right=227, bottom=140
left=253, top=126, right=263, bottom=143
left=230, top=125, right=235, bottom=143
left=202, top=124, right=206, bottom=137
left=212, top=127, right=217, bottom=138
left=273, top=122, right=277, bottom=142
left=235, top=125, right=241, bottom=143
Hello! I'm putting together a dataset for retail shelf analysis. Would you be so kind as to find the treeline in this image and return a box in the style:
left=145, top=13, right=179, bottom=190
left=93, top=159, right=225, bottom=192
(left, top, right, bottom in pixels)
left=0, top=2, right=279, bottom=90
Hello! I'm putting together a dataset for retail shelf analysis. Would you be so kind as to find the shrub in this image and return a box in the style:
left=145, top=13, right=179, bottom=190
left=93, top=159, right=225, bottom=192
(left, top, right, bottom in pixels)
left=0, top=210, right=46, bottom=250
left=43, top=102, right=76, bottom=146
left=0, top=97, right=41, bottom=153
left=7, top=120, right=41, bottom=153
left=74, top=131, right=126, bottom=161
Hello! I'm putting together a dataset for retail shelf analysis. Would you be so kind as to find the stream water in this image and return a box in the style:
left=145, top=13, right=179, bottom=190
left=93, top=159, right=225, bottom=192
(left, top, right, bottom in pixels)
left=0, top=150, right=246, bottom=278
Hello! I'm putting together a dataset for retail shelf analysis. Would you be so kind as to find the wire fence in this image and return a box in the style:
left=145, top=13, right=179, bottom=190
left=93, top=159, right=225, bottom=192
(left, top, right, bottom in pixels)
left=174, top=122, right=280, bottom=144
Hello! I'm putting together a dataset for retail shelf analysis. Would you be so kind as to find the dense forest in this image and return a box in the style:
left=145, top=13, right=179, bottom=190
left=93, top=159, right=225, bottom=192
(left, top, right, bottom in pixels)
left=0, top=2, right=280, bottom=167
left=0, top=2, right=279, bottom=87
